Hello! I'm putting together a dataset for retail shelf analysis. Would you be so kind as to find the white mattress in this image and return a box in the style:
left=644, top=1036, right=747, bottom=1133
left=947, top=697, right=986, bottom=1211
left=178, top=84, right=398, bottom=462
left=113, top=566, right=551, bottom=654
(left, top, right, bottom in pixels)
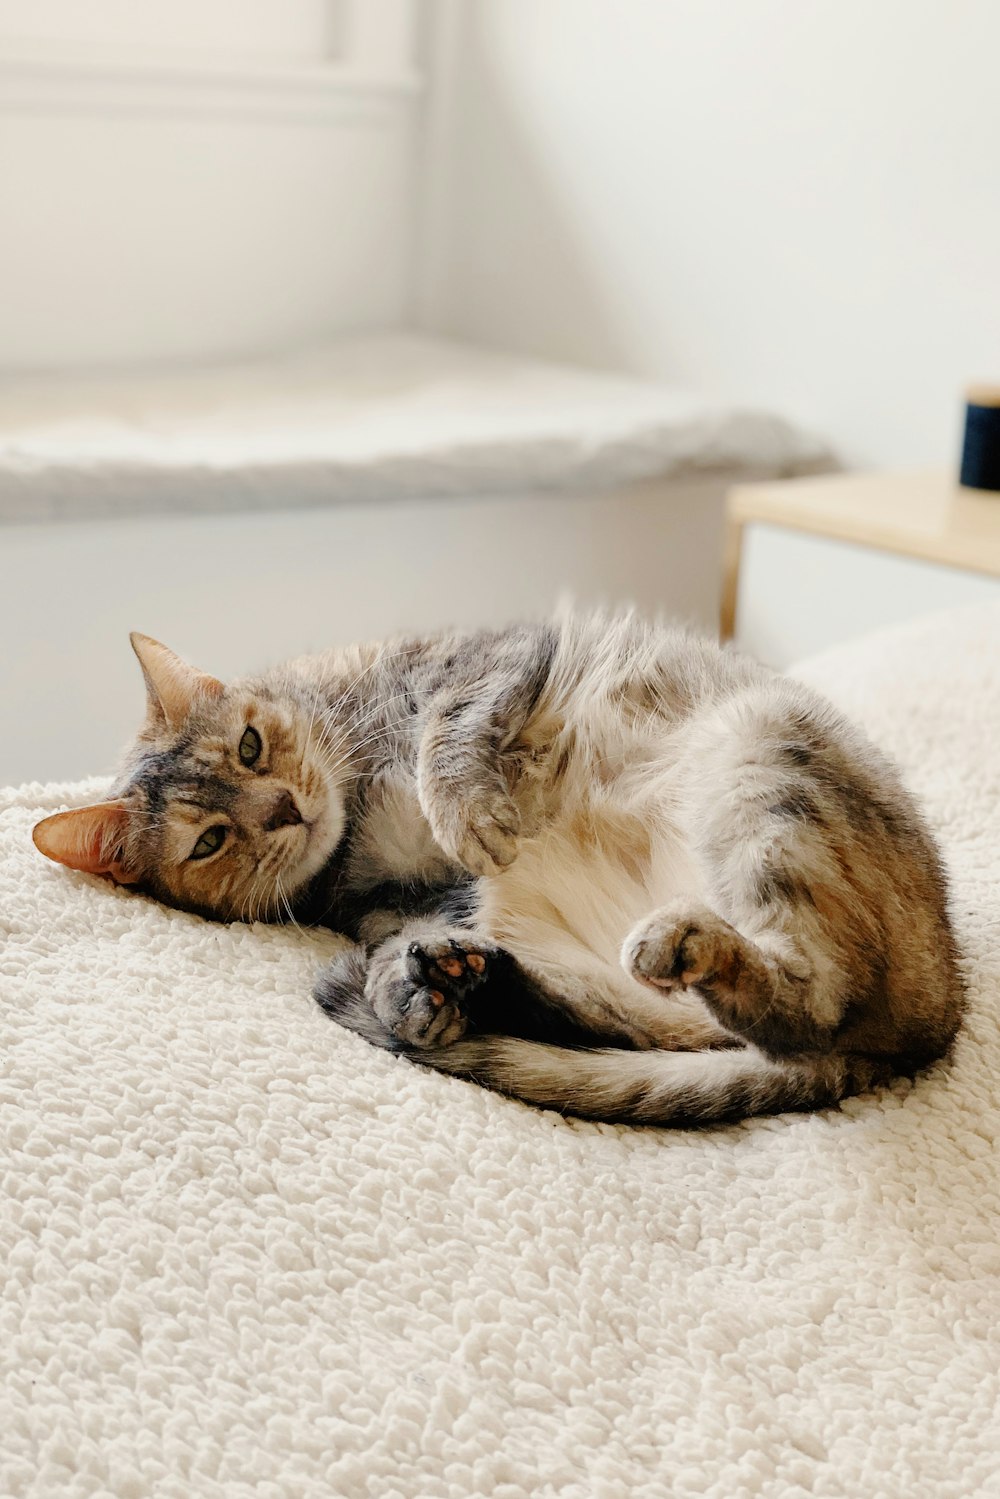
left=0, top=334, right=827, bottom=523
left=3, top=603, right=997, bottom=1498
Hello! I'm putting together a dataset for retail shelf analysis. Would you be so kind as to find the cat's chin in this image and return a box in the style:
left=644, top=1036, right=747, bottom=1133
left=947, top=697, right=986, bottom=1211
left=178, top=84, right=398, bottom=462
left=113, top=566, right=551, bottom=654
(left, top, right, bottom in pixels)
left=290, top=786, right=346, bottom=892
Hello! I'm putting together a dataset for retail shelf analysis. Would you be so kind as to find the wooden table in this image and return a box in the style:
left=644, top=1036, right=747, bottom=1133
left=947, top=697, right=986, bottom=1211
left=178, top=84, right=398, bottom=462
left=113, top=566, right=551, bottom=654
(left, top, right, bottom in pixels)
left=721, top=468, right=1000, bottom=639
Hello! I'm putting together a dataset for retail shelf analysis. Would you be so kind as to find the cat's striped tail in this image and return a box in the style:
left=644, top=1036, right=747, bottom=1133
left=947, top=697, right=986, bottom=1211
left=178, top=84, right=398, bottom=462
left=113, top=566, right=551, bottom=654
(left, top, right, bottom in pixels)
left=316, top=967, right=886, bottom=1125
left=403, top=1035, right=888, bottom=1125
left=316, top=959, right=887, bottom=1127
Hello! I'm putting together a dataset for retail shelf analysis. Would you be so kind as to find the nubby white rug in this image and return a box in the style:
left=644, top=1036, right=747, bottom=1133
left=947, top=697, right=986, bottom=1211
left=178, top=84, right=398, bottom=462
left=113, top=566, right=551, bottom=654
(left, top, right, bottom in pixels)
left=3, top=605, right=999, bottom=1499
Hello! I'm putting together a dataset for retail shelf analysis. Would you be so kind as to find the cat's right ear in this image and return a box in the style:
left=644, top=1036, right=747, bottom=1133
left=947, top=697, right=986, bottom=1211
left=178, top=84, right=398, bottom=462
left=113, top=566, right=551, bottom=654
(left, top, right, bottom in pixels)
left=32, top=801, right=140, bottom=884
left=130, top=632, right=223, bottom=731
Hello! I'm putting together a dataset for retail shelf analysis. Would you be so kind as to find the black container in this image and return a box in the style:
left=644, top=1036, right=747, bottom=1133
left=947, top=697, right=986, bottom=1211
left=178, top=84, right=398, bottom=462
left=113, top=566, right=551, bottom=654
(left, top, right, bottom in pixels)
left=960, top=388, right=1000, bottom=492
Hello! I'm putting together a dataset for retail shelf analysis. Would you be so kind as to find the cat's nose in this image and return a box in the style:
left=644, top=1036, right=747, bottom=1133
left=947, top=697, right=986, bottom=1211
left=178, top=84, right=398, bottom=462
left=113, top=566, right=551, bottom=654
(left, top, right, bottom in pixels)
left=263, top=788, right=303, bottom=832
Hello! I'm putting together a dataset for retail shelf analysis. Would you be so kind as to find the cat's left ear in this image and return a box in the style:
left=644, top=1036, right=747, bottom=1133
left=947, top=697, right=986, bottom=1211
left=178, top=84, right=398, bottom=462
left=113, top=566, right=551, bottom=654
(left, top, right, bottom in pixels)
left=32, top=801, right=141, bottom=885
left=130, top=633, right=223, bottom=731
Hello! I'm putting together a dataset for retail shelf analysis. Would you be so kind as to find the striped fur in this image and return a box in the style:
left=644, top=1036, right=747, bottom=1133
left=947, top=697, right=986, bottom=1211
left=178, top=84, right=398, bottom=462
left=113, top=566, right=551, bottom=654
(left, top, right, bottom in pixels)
left=34, top=612, right=965, bottom=1126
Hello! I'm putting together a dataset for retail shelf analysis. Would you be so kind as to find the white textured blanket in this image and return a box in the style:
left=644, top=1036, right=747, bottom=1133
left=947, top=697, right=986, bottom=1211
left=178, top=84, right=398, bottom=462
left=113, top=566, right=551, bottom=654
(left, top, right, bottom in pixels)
left=0, top=334, right=825, bottom=523
left=3, top=605, right=999, bottom=1499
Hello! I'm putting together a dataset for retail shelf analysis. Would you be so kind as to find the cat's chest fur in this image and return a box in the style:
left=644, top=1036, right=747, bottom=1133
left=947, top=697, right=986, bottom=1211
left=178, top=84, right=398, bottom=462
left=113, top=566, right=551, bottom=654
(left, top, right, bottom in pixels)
left=346, top=767, right=453, bottom=889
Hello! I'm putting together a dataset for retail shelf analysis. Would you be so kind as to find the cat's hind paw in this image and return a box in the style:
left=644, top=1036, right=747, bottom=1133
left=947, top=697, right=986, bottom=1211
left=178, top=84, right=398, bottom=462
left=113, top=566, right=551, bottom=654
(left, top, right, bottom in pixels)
left=366, top=934, right=495, bottom=1049
left=622, top=903, right=742, bottom=995
left=407, top=936, right=493, bottom=1001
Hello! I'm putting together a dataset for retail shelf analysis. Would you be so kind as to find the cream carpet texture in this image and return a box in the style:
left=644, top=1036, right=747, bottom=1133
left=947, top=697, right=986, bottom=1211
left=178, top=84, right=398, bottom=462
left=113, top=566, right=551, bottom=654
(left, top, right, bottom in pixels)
left=2, top=604, right=999, bottom=1498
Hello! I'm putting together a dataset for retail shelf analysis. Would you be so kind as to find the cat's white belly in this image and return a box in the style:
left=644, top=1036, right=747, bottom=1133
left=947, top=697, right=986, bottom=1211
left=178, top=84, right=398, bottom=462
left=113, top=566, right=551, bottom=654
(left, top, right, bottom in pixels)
left=476, top=777, right=727, bottom=1048
left=479, top=786, right=703, bottom=976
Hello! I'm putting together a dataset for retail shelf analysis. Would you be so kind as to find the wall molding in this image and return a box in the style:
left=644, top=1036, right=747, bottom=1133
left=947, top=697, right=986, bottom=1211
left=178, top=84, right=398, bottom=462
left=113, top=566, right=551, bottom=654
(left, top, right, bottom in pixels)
left=0, top=42, right=422, bottom=124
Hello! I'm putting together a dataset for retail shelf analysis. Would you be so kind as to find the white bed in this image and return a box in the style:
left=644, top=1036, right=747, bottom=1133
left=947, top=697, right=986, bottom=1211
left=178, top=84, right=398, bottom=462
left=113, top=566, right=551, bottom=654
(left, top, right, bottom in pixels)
left=3, top=603, right=998, bottom=1499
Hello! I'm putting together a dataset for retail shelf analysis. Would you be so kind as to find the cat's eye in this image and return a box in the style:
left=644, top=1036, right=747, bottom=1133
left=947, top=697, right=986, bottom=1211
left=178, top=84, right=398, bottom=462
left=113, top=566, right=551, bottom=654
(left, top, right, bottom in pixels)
left=190, top=825, right=227, bottom=861
left=238, top=726, right=262, bottom=766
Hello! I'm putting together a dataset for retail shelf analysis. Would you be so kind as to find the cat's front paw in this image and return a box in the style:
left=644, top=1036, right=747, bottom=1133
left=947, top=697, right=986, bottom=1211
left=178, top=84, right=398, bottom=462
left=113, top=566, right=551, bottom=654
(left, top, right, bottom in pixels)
left=430, top=790, right=521, bottom=878
left=366, top=934, right=495, bottom=1049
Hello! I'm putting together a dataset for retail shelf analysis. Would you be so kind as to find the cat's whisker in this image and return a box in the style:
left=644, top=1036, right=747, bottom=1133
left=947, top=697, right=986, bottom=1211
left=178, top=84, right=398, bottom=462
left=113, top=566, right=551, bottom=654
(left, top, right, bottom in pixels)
left=310, top=712, right=416, bottom=778
left=315, top=726, right=413, bottom=778
left=324, top=681, right=415, bottom=736
left=307, top=647, right=416, bottom=771
left=314, top=688, right=418, bottom=767
left=318, top=680, right=419, bottom=744
left=276, top=876, right=314, bottom=942
left=311, top=716, right=417, bottom=782
left=299, top=679, right=327, bottom=781
left=323, top=643, right=417, bottom=726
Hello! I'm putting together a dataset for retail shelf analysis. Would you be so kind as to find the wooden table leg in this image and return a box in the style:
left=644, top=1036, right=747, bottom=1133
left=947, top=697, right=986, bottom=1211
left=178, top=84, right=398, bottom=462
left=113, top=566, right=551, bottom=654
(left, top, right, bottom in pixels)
left=719, top=515, right=743, bottom=642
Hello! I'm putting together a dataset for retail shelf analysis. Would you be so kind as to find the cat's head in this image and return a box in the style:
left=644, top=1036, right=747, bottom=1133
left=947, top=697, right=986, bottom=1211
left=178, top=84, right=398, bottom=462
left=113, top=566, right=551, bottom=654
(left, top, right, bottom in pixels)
left=32, top=634, right=348, bottom=921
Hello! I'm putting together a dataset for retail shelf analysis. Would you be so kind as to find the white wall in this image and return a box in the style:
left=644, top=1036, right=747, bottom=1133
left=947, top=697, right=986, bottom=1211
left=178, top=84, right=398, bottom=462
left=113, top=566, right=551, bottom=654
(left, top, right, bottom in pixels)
left=8, top=0, right=999, bottom=458
left=0, top=475, right=728, bottom=784
left=419, top=0, right=1000, bottom=469
left=0, top=0, right=420, bottom=370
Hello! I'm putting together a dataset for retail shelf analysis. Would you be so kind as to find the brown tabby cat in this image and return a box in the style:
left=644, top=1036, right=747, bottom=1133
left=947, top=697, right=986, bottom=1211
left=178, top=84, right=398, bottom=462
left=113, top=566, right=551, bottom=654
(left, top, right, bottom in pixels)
left=33, top=615, right=964, bottom=1125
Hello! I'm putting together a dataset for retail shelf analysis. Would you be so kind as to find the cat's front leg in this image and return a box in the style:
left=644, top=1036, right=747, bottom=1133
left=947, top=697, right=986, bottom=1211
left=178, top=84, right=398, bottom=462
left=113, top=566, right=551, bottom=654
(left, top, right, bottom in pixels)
left=415, top=628, right=555, bottom=877
left=417, top=709, right=522, bottom=877
left=419, top=770, right=521, bottom=878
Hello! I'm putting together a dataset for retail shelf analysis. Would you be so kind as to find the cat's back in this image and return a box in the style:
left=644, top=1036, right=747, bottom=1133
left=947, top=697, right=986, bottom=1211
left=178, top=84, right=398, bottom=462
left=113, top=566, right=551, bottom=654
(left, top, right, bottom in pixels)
left=536, top=609, right=770, bottom=744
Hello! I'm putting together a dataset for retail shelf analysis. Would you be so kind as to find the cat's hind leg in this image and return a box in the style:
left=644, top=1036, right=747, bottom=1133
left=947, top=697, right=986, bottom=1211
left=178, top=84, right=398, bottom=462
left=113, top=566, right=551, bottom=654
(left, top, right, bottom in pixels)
left=318, top=920, right=667, bottom=1056
left=624, top=689, right=893, bottom=1058
left=315, top=943, right=400, bottom=1051
left=622, top=900, right=834, bottom=1055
